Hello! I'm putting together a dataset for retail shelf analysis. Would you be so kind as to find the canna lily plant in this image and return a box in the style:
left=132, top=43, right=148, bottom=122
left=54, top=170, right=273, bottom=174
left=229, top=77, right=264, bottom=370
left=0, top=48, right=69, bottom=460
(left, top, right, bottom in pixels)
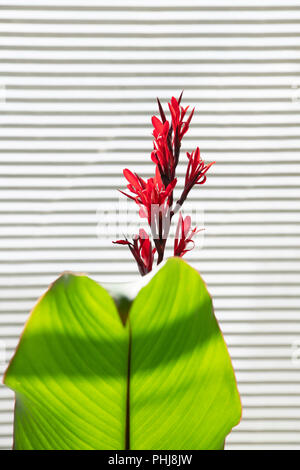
left=113, top=93, right=214, bottom=271
left=3, top=93, right=241, bottom=450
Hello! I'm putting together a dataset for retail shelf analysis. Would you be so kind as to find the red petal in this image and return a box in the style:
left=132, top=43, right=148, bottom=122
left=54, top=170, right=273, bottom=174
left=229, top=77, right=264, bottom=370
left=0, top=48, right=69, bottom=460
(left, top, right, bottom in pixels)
left=119, top=190, right=136, bottom=201
left=183, top=215, right=191, bottom=235
left=152, top=116, right=164, bottom=133
left=151, top=151, right=158, bottom=164
left=113, top=240, right=130, bottom=245
left=123, top=169, right=138, bottom=186
left=178, top=90, right=184, bottom=105
left=157, top=97, right=167, bottom=123
left=165, top=177, right=177, bottom=196
left=154, top=165, right=163, bottom=187
left=138, top=206, right=148, bottom=219
left=194, top=147, right=200, bottom=163
left=140, top=237, right=151, bottom=260
left=171, top=96, right=179, bottom=112
left=168, top=102, right=177, bottom=125
left=186, top=107, right=195, bottom=126
left=139, top=228, right=149, bottom=241
left=162, top=120, right=169, bottom=135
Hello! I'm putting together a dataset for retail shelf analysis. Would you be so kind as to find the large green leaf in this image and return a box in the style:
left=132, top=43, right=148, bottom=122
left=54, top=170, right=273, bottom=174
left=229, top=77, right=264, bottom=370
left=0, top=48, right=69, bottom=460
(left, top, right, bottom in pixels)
left=129, top=258, right=241, bottom=450
left=4, top=258, right=241, bottom=450
left=4, top=275, right=129, bottom=450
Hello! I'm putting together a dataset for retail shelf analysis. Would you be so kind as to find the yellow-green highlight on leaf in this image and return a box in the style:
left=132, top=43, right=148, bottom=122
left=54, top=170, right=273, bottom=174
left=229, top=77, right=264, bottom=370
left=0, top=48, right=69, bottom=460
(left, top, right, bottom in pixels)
left=4, top=258, right=241, bottom=450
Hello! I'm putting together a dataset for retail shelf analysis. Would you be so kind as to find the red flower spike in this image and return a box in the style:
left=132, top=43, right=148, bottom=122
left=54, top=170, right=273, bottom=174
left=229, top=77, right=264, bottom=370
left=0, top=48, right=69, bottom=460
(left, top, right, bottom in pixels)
left=113, top=229, right=156, bottom=276
left=174, top=213, right=201, bottom=258
left=114, top=92, right=214, bottom=275
left=120, top=167, right=177, bottom=225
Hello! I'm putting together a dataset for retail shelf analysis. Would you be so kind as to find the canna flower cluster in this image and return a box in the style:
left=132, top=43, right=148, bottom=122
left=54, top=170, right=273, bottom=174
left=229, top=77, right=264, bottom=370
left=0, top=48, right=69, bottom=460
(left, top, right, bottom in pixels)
left=113, top=92, right=215, bottom=276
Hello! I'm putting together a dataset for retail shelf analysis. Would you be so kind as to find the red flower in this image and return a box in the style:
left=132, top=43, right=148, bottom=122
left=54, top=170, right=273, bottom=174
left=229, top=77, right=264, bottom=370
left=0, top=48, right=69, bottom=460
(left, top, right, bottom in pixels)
left=174, top=213, right=201, bottom=258
left=113, top=229, right=155, bottom=276
left=120, top=166, right=177, bottom=225
left=151, top=93, right=194, bottom=186
left=173, top=147, right=214, bottom=212
left=185, top=147, right=215, bottom=189
left=168, top=96, right=194, bottom=143
left=151, top=117, right=175, bottom=186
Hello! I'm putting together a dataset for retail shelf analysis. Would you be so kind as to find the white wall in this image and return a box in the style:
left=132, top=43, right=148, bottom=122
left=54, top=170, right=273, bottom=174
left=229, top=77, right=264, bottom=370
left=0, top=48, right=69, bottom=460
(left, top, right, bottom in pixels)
left=0, top=0, right=300, bottom=450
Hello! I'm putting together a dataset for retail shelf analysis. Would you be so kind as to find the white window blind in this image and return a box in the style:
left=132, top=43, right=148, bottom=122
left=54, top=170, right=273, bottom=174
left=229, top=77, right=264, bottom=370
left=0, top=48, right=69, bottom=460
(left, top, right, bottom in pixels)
left=0, top=0, right=300, bottom=450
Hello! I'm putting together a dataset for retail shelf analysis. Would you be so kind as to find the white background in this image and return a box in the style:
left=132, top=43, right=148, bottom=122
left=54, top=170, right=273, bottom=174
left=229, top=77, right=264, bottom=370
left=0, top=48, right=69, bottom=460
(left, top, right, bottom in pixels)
left=0, top=0, right=300, bottom=450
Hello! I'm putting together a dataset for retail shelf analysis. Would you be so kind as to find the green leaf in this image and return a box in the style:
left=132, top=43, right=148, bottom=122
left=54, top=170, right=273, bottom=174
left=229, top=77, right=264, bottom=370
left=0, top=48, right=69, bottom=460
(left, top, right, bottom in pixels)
left=129, top=258, right=241, bottom=450
left=4, top=274, right=129, bottom=450
left=4, top=258, right=241, bottom=450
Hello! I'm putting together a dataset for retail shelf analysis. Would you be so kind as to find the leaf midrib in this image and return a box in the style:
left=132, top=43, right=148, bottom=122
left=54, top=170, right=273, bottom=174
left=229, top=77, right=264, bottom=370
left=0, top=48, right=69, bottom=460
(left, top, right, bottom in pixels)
left=125, top=320, right=132, bottom=450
